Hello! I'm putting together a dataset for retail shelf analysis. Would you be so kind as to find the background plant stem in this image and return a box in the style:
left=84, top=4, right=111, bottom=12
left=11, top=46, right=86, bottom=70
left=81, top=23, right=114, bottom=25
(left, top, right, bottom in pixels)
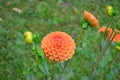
left=57, top=29, right=85, bottom=80
left=99, top=53, right=120, bottom=79
left=104, top=17, right=114, bottom=39
left=88, top=31, right=116, bottom=80
left=35, top=44, right=39, bottom=80
left=58, top=61, right=69, bottom=80
left=52, top=62, right=54, bottom=80
left=76, top=29, right=85, bottom=46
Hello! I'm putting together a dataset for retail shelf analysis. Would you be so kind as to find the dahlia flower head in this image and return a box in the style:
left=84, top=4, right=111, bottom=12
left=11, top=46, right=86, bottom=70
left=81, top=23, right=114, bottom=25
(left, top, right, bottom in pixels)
left=98, top=26, right=120, bottom=42
left=84, top=10, right=99, bottom=28
left=98, top=26, right=114, bottom=39
left=41, top=31, right=76, bottom=62
left=113, top=34, right=120, bottom=42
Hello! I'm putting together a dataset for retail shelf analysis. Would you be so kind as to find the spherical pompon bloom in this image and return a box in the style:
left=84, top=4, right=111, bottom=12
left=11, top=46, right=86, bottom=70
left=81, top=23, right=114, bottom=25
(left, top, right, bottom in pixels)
left=41, top=31, right=76, bottom=62
left=84, top=10, right=99, bottom=28
left=98, top=26, right=114, bottom=39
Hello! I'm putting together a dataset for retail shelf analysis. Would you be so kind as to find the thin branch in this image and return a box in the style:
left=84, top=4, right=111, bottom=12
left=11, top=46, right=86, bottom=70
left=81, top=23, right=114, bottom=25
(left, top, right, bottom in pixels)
left=88, top=31, right=116, bottom=80
left=104, top=17, right=114, bottom=39
left=76, top=29, right=85, bottom=46
left=99, top=53, right=120, bottom=79
left=58, top=60, right=69, bottom=80
left=34, top=44, right=39, bottom=80
left=57, top=29, right=85, bottom=80
left=52, top=62, right=54, bottom=80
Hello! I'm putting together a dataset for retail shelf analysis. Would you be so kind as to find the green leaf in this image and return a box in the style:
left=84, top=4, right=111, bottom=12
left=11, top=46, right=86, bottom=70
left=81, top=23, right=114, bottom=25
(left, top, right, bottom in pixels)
left=33, top=33, right=41, bottom=44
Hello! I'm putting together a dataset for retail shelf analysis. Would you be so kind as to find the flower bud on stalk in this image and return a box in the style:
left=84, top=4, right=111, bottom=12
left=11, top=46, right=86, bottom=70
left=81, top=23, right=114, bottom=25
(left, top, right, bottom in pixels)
left=84, top=10, right=99, bottom=28
left=24, top=31, right=33, bottom=44
left=106, top=6, right=118, bottom=17
left=116, top=46, right=120, bottom=51
left=116, top=42, right=120, bottom=51
left=81, top=20, right=88, bottom=29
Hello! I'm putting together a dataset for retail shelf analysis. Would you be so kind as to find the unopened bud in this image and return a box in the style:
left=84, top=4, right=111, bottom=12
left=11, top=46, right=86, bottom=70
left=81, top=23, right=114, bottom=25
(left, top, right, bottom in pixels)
left=24, top=31, right=33, bottom=44
left=81, top=20, right=88, bottom=29
left=116, top=46, right=120, bottom=51
left=106, top=6, right=118, bottom=17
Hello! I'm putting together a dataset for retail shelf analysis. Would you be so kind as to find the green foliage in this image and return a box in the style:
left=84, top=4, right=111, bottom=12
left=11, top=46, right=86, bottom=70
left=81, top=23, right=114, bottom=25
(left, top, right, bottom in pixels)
left=33, top=33, right=41, bottom=44
left=0, top=0, right=120, bottom=80
left=80, top=20, right=88, bottom=29
left=117, top=20, right=120, bottom=30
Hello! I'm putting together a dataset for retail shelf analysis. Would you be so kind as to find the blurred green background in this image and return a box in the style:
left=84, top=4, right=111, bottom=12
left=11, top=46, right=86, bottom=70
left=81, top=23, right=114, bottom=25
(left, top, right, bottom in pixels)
left=0, top=0, right=120, bottom=80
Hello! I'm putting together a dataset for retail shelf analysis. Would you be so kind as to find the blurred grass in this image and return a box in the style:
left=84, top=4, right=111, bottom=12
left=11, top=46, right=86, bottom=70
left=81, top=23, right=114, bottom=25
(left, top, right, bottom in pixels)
left=0, top=0, right=120, bottom=80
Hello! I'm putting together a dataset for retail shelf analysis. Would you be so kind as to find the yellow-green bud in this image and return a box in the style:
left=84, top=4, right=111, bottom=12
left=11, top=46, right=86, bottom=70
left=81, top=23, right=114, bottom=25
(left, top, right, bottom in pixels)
left=24, top=31, right=33, bottom=44
left=116, top=46, right=120, bottom=51
left=106, top=5, right=118, bottom=17
left=106, top=6, right=113, bottom=16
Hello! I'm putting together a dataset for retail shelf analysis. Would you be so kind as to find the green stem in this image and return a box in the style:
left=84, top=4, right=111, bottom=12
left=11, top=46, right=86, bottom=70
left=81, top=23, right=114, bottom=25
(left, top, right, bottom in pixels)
left=99, top=53, right=120, bottom=79
left=104, top=17, right=114, bottom=39
left=57, top=29, right=85, bottom=80
left=36, top=57, right=39, bottom=80
left=88, top=31, right=116, bottom=80
left=35, top=44, right=39, bottom=80
left=52, top=62, right=54, bottom=80
left=58, top=61, right=69, bottom=80
left=76, top=29, right=85, bottom=46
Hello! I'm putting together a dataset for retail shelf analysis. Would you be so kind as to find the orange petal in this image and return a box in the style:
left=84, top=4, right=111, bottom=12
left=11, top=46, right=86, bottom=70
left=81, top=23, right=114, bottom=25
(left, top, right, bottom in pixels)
left=84, top=10, right=99, bottom=28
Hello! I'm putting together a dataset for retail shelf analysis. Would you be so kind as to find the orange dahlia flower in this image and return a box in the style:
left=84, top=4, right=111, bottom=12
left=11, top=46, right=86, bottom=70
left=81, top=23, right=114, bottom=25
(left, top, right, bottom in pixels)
left=84, top=10, right=99, bottom=28
left=113, top=34, right=120, bottom=42
left=98, top=26, right=114, bottom=39
left=41, top=31, right=76, bottom=62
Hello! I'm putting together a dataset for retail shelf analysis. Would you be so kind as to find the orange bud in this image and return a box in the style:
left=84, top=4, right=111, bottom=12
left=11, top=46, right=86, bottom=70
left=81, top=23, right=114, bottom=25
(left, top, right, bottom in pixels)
left=113, top=34, right=120, bottom=42
left=84, top=10, right=99, bottom=28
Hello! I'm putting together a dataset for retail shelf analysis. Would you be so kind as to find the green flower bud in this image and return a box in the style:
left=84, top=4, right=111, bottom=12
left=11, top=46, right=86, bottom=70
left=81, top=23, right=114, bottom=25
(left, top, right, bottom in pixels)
left=81, top=20, right=88, bottom=29
left=116, top=42, right=120, bottom=51
left=116, top=46, right=120, bottom=51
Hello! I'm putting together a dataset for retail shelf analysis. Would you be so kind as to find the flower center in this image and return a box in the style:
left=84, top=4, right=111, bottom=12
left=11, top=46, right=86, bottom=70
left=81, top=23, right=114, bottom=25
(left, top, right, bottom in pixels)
left=54, top=35, right=62, bottom=43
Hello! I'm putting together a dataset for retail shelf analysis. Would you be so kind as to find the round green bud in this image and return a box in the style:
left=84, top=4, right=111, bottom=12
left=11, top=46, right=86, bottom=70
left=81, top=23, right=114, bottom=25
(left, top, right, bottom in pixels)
left=81, top=20, right=88, bottom=29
